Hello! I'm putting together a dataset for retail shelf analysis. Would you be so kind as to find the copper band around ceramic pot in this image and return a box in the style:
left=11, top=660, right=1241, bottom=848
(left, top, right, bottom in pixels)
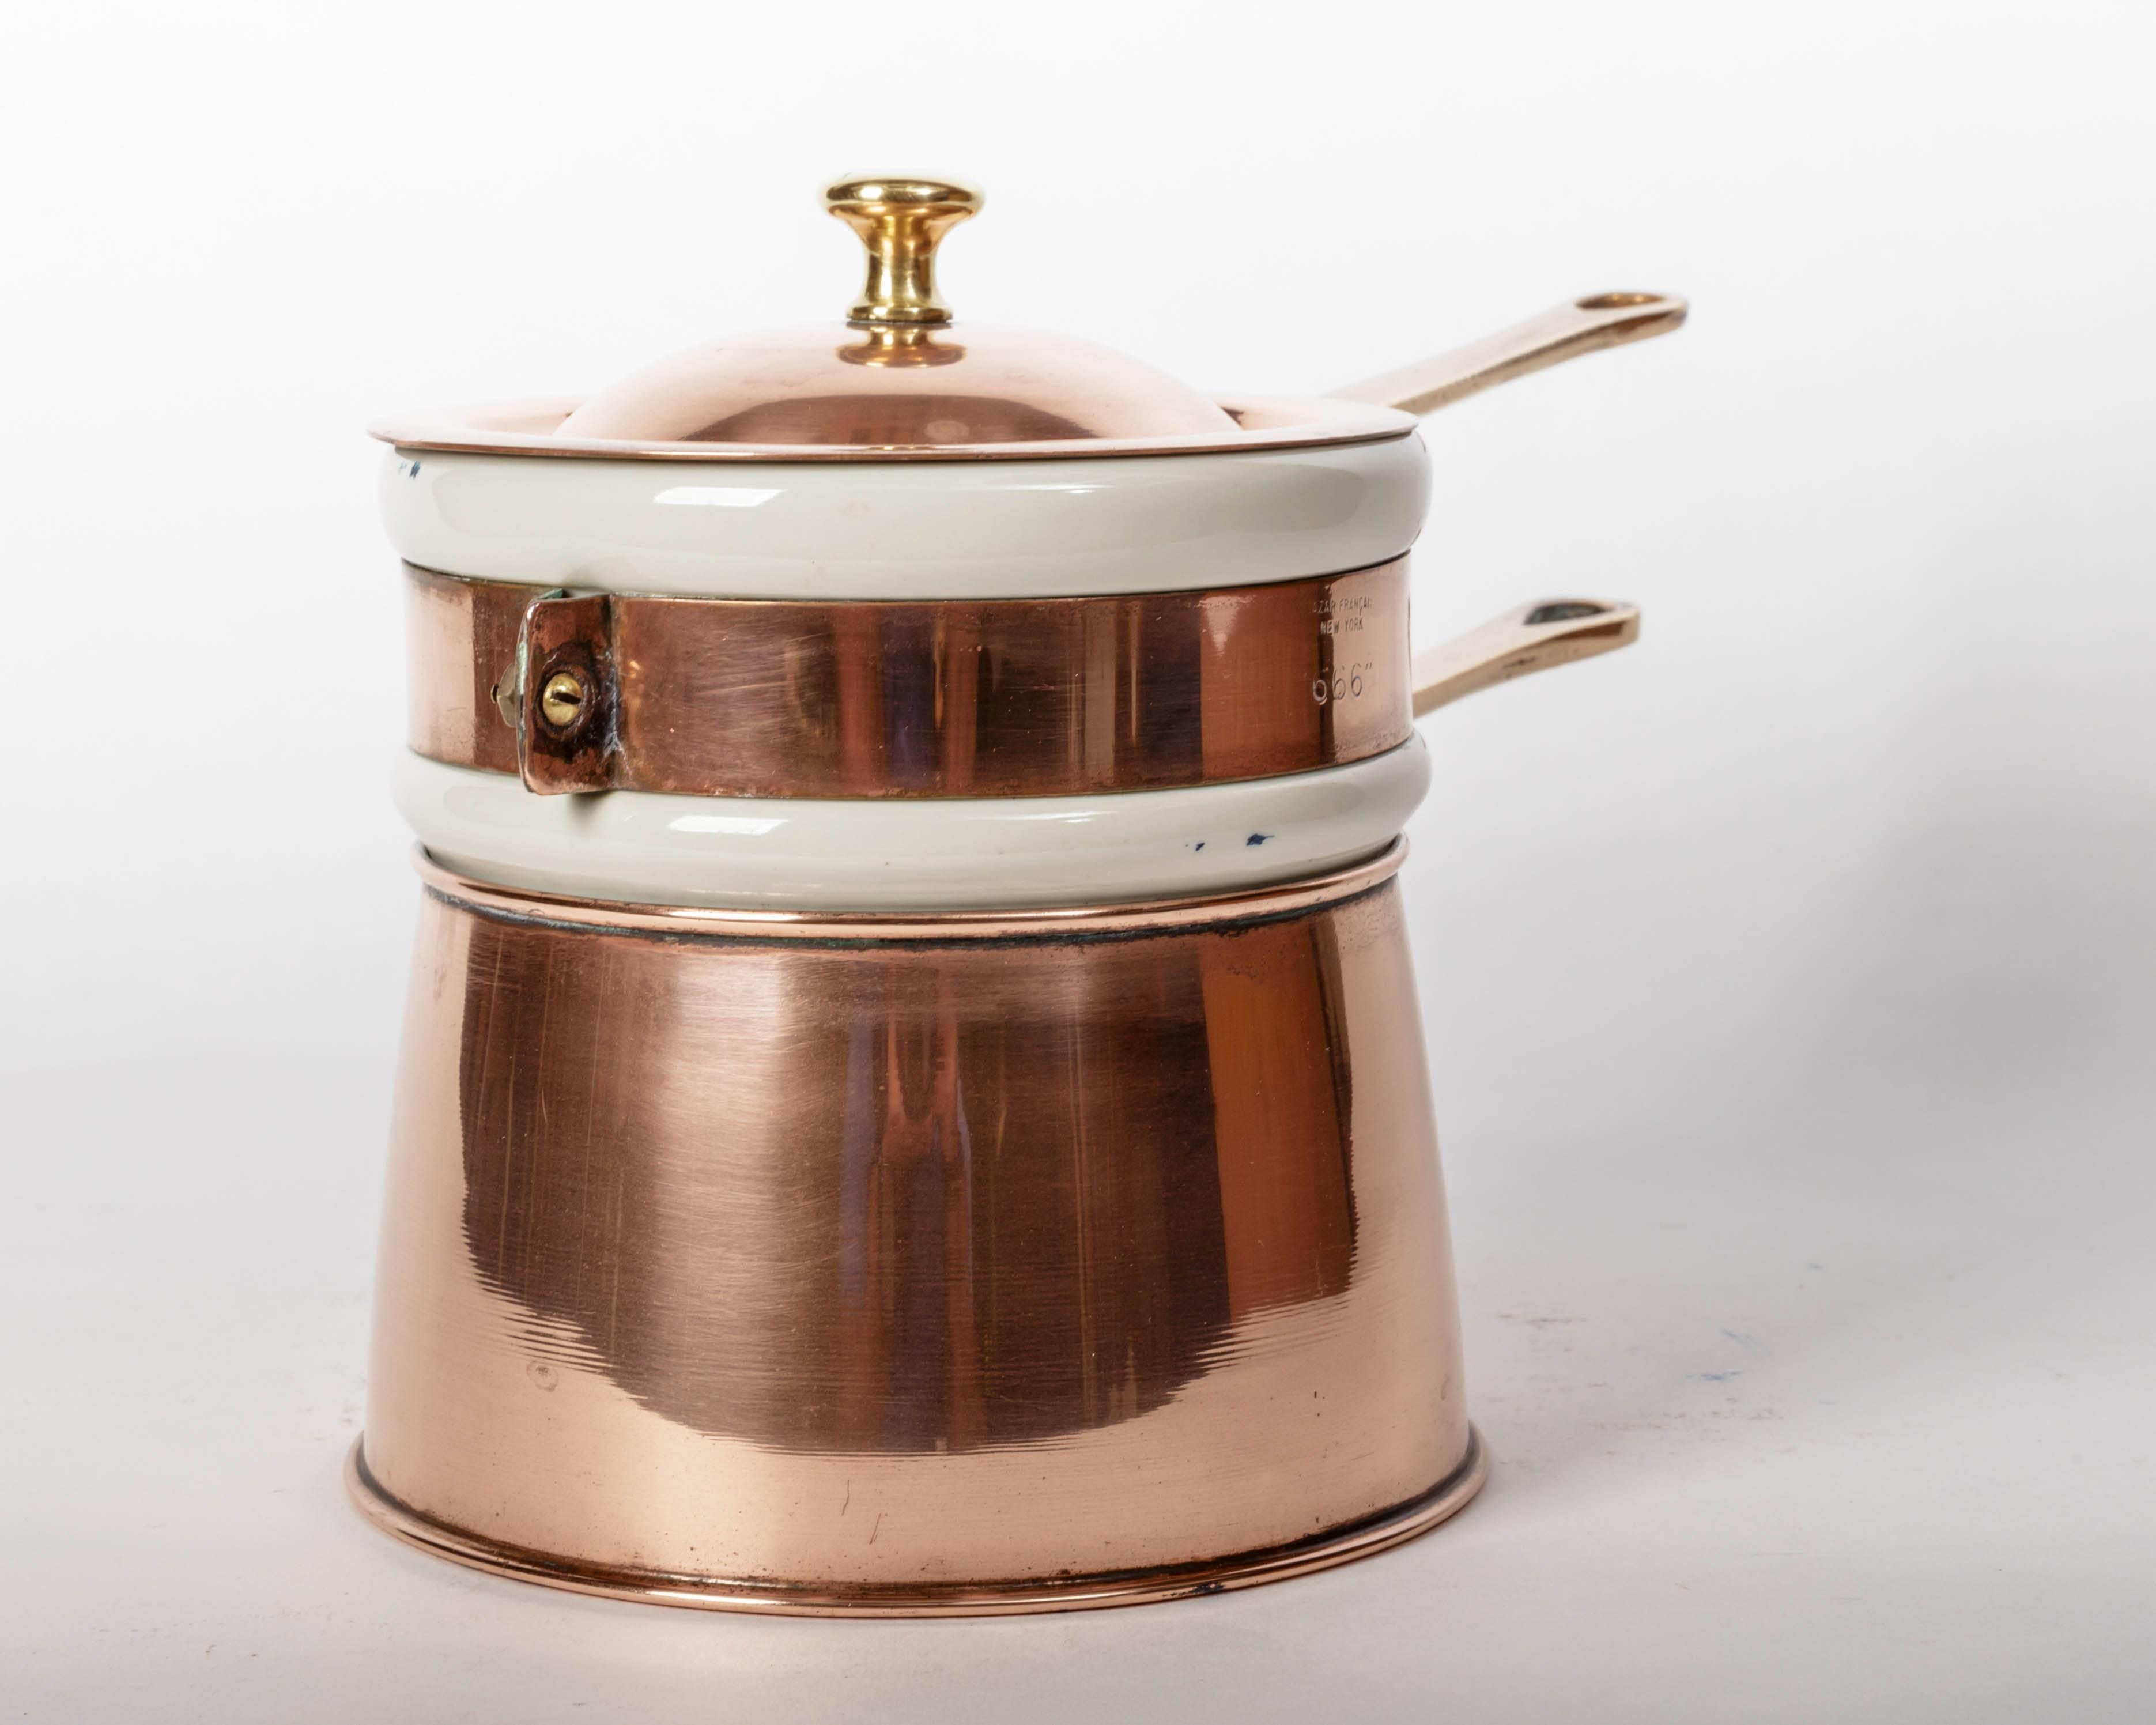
left=404, top=557, right=1411, bottom=798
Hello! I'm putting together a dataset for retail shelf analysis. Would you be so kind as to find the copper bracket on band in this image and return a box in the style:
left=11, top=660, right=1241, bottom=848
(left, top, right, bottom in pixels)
left=405, top=560, right=1414, bottom=800
left=512, top=591, right=624, bottom=794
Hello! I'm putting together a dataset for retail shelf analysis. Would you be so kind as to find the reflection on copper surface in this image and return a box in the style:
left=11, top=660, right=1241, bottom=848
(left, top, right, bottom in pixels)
left=404, top=559, right=1412, bottom=799
left=452, top=911, right=1360, bottom=1451
left=682, top=391, right=1095, bottom=448
left=405, top=563, right=520, bottom=775
left=547, top=318, right=1240, bottom=451
left=360, top=855, right=1472, bottom=1605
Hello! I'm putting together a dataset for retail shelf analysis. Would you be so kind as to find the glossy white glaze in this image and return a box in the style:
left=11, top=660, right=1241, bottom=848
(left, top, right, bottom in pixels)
left=379, top=433, right=1429, bottom=598
left=395, top=735, right=1433, bottom=911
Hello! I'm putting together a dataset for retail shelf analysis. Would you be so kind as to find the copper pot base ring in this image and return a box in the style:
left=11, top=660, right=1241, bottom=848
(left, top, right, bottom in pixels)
left=346, top=1429, right=1486, bottom=1617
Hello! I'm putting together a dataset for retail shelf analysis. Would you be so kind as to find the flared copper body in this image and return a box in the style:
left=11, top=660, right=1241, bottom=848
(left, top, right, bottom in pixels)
left=352, top=847, right=1482, bottom=1613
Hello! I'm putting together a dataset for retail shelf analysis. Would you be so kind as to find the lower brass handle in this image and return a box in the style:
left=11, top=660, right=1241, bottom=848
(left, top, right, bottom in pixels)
left=1411, top=599, right=1639, bottom=716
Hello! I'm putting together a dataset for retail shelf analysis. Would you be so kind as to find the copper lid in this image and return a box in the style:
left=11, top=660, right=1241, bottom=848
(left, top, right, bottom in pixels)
left=370, top=175, right=1413, bottom=463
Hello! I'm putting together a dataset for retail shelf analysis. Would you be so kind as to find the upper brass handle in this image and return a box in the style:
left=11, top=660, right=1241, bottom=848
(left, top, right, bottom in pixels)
left=1412, top=599, right=1640, bottom=716
left=824, top=174, right=984, bottom=326
left=1332, top=292, right=1687, bottom=416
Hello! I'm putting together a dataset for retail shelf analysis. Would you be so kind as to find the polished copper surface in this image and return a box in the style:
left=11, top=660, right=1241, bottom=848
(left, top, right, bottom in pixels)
left=346, top=1432, right=1486, bottom=1615
left=370, top=391, right=1407, bottom=462
left=404, top=561, right=523, bottom=777
left=404, top=558, right=1413, bottom=798
left=548, top=322, right=1240, bottom=452
left=357, top=851, right=1476, bottom=1612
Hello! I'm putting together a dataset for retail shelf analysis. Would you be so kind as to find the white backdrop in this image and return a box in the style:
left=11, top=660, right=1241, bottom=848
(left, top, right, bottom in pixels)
left=3, top=2, right=2151, bottom=1719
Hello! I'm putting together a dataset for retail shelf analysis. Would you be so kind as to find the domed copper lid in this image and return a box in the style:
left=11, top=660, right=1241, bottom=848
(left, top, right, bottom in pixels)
left=369, top=175, right=1412, bottom=463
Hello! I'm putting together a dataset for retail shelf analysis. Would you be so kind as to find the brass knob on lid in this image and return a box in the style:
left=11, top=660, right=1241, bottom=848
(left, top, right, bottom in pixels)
left=824, top=175, right=983, bottom=326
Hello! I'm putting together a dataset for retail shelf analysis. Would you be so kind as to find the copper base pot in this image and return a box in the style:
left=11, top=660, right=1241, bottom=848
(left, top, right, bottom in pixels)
left=354, top=845, right=1481, bottom=1613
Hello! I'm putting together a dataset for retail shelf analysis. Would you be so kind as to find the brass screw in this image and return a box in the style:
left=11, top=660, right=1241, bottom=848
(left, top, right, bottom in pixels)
left=539, top=670, right=588, bottom=729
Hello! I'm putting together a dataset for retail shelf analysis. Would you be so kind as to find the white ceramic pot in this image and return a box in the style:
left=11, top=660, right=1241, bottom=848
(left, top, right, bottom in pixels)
left=375, top=180, right=1680, bottom=909
left=377, top=426, right=1427, bottom=601
left=382, top=424, right=1438, bottom=906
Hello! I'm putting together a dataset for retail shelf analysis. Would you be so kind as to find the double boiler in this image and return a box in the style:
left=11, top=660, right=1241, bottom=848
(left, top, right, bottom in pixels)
left=350, top=175, right=1685, bottom=1613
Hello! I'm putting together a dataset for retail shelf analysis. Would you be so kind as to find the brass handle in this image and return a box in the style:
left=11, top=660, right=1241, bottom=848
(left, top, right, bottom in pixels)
left=824, top=174, right=983, bottom=326
left=1412, top=599, right=1640, bottom=716
left=1332, top=292, right=1687, bottom=416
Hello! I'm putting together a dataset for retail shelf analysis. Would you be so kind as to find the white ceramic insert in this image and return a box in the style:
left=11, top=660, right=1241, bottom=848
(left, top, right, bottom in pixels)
left=379, top=429, right=1428, bottom=599
left=397, top=735, right=1433, bottom=912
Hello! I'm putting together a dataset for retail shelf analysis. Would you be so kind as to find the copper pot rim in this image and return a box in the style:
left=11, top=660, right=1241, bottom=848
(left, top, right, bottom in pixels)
left=415, top=840, right=1407, bottom=945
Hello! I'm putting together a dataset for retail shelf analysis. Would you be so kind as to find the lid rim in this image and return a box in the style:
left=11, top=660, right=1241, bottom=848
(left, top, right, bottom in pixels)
left=369, top=394, right=1418, bottom=464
